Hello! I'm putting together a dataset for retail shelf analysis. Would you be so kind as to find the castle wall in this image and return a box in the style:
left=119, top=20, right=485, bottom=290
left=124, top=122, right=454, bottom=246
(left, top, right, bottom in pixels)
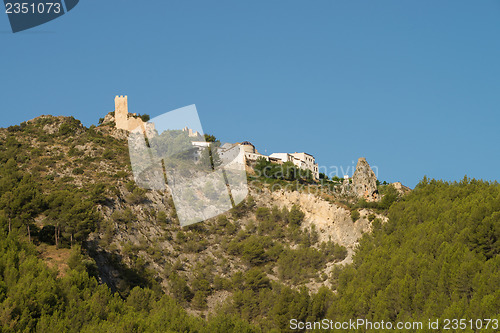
left=241, top=145, right=255, bottom=153
left=127, top=117, right=146, bottom=132
left=114, top=95, right=154, bottom=135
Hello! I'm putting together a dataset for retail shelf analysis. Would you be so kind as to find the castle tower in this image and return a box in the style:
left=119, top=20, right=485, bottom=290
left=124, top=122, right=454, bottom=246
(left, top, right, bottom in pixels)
left=112, top=95, right=155, bottom=135
left=115, top=95, right=128, bottom=130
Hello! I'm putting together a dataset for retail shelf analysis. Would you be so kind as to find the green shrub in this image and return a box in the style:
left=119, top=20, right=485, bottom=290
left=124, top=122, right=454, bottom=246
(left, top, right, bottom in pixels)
left=378, top=184, right=400, bottom=209
left=111, top=208, right=135, bottom=224
left=350, top=209, right=360, bottom=222
left=231, top=200, right=247, bottom=219
left=58, top=117, right=81, bottom=136
left=67, top=147, right=79, bottom=157
left=184, top=239, right=208, bottom=253
left=288, top=205, right=305, bottom=226
left=60, top=176, right=74, bottom=182
left=72, top=167, right=84, bottom=175
left=244, top=268, right=270, bottom=291
left=242, top=236, right=267, bottom=266
left=114, top=170, right=128, bottom=179
left=320, top=241, right=348, bottom=261
left=255, top=207, right=270, bottom=221
left=125, top=181, right=136, bottom=192
left=126, top=188, right=147, bottom=204
left=278, top=247, right=325, bottom=283
left=169, top=272, right=193, bottom=304
left=176, top=231, right=186, bottom=243
left=103, top=149, right=114, bottom=160
left=157, top=211, right=168, bottom=224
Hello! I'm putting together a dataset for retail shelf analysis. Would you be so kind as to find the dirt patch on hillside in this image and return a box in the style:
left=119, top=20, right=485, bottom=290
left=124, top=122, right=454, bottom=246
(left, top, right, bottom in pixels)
left=39, top=245, right=71, bottom=277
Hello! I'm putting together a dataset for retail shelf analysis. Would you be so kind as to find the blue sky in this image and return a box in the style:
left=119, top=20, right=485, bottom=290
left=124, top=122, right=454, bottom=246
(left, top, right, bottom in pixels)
left=1, top=1, right=500, bottom=188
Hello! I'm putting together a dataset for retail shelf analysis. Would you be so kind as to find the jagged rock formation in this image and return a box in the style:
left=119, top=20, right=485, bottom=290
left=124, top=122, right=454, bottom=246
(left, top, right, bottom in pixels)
left=352, top=157, right=379, bottom=202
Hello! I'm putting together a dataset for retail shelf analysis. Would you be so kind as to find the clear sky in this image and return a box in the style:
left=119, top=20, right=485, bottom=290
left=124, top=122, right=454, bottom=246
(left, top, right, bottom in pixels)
left=1, top=1, right=500, bottom=188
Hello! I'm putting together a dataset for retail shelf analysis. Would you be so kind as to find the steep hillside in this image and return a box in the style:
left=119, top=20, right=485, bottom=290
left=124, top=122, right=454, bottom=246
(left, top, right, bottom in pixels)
left=2, top=115, right=498, bottom=332
left=0, top=115, right=394, bottom=331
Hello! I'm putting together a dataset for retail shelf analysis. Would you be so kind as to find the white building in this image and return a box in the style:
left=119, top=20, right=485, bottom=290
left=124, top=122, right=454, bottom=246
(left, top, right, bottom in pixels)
left=269, top=153, right=294, bottom=163
left=270, top=152, right=319, bottom=180
left=191, top=141, right=211, bottom=149
left=218, top=143, right=241, bottom=165
left=216, top=140, right=320, bottom=180
left=219, top=141, right=269, bottom=164
left=290, top=152, right=319, bottom=179
left=189, top=141, right=211, bottom=162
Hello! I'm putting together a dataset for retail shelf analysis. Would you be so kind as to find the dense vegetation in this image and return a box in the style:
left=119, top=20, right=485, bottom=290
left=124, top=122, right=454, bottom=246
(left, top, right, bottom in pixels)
left=0, top=234, right=261, bottom=332
left=328, top=177, right=500, bottom=331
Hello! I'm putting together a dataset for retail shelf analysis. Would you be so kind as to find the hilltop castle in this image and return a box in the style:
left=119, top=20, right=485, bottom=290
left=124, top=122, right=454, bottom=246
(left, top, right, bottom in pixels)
left=111, top=96, right=319, bottom=179
left=114, top=95, right=155, bottom=134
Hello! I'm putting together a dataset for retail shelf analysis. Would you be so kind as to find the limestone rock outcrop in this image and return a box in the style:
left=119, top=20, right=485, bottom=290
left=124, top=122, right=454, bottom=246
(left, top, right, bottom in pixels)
left=352, top=157, right=379, bottom=202
left=253, top=189, right=384, bottom=264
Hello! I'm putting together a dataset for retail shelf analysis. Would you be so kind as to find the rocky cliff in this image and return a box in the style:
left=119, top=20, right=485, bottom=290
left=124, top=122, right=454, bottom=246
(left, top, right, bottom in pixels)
left=255, top=189, right=386, bottom=263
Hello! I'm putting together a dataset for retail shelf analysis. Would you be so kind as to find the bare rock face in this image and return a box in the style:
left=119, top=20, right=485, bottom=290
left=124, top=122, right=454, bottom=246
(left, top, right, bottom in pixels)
left=253, top=188, right=381, bottom=264
left=96, top=112, right=129, bottom=140
left=102, top=113, right=115, bottom=124
left=352, top=157, right=379, bottom=202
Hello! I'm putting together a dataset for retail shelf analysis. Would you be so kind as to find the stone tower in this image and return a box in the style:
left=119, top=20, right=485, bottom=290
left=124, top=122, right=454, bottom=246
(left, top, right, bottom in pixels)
left=114, top=95, right=129, bottom=131
left=112, top=95, right=155, bottom=135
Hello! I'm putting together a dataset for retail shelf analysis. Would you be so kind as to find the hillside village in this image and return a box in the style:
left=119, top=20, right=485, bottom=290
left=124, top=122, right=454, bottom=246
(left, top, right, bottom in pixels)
left=102, top=95, right=415, bottom=206
left=95, top=95, right=411, bottom=211
left=106, top=96, right=413, bottom=203
left=110, top=95, right=321, bottom=180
